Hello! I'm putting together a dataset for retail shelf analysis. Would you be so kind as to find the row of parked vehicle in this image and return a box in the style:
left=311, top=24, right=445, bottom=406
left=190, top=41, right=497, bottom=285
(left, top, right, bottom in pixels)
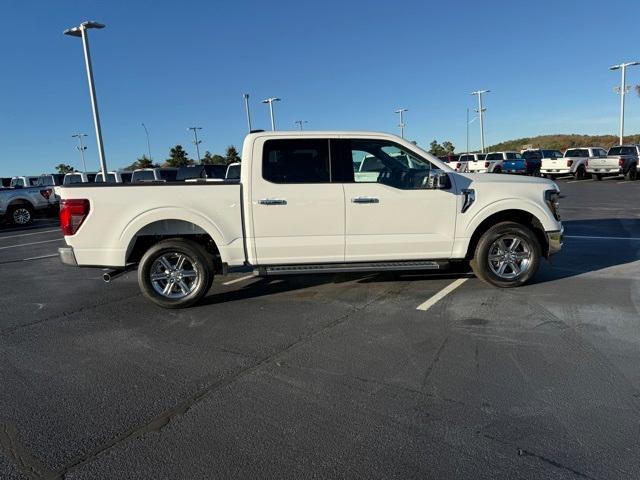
left=440, top=145, right=640, bottom=180
left=0, top=163, right=242, bottom=226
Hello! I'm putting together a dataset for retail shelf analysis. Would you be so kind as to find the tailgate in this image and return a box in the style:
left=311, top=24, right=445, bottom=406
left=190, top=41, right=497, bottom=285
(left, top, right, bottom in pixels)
left=503, top=160, right=524, bottom=170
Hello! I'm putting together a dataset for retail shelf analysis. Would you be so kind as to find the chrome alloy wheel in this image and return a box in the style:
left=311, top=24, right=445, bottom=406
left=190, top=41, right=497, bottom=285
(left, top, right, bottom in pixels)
left=150, top=252, right=200, bottom=299
left=487, top=235, right=532, bottom=280
left=12, top=207, right=31, bottom=225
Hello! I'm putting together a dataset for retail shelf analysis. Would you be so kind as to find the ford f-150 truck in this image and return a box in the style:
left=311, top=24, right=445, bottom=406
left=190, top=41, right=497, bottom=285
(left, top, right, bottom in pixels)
left=541, top=147, right=607, bottom=180
left=0, top=185, right=54, bottom=225
left=586, top=145, right=639, bottom=180
left=57, top=131, right=563, bottom=308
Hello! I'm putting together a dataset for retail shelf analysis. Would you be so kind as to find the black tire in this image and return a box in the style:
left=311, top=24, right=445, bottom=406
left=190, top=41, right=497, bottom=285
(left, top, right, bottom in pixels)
left=470, top=222, right=541, bottom=288
left=138, top=238, right=214, bottom=309
left=532, top=168, right=541, bottom=177
left=493, top=167, right=502, bottom=174
left=574, top=166, right=587, bottom=180
left=625, top=168, right=637, bottom=181
left=9, top=204, right=33, bottom=225
left=594, top=174, right=603, bottom=181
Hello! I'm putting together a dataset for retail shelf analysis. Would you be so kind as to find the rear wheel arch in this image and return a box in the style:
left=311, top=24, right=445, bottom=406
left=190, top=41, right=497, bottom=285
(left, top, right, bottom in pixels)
left=465, top=209, right=548, bottom=260
left=125, top=219, right=223, bottom=272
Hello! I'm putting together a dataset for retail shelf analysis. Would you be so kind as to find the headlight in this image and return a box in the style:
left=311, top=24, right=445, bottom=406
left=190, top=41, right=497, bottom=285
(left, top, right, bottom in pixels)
left=544, top=190, right=560, bottom=220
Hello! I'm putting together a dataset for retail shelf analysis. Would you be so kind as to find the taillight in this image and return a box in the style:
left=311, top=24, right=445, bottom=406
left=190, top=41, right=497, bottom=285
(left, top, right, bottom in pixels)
left=456, top=162, right=461, bottom=170
left=485, top=161, right=490, bottom=168
left=59, top=199, right=90, bottom=236
left=39, top=189, right=52, bottom=199
left=566, top=160, right=573, bottom=167
left=585, top=159, right=589, bottom=167
left=524, top=160, right=529, bottom=169
left=619, top=158, right=624, bottom=167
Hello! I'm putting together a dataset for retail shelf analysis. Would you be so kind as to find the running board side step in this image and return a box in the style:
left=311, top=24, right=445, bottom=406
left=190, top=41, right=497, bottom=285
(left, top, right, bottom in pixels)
left=256, top=260, right=448, bottom=276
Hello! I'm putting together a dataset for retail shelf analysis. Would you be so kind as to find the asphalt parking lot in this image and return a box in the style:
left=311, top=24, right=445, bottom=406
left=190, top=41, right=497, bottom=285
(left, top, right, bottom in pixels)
left=1, top=176, right=639, bottom=480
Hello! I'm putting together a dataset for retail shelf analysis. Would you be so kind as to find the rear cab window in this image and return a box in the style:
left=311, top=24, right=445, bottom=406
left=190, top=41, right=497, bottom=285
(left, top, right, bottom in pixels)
left=262, top=139, right=330, bottom=183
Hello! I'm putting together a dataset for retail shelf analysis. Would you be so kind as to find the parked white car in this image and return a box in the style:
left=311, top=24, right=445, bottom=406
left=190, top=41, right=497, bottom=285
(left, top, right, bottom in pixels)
left=541, top=147, right=607, bottom=180
left=63, top=172, right=97, bottom=185
left=10, top=176, right=39, bottom=188
left=58, top=131, right=563, bottom=308
left=484, top=152, right=522, bottom=173
left=586, top=145, right=640, bottom=180
left=95, top=171, right=132, bottom=183
left=458, top=153, right=487, bottom=173
left=225, top=162, right=241, bottom=180
left=131, top=168, right=178, bottom=183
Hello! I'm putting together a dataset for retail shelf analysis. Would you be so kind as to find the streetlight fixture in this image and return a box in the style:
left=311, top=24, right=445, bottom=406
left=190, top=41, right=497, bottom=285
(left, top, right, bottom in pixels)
left=610, top=61, right=640, bottom=145
left=141, top=123, right=152, bottom=160
left=188, top=127, right=203, bottom=163
left=294, top=120, right=308, bottom=130
left=72, top=133, right=88, bottom=172
left=470, top=90, right=490, bottom=153
left=262, top=97, right=281, bottom=131
left=394, top=108, right=408, bottom=138
left=243, top=94, right=253, bottom=132
left=64, top=21, right=108, bottom=177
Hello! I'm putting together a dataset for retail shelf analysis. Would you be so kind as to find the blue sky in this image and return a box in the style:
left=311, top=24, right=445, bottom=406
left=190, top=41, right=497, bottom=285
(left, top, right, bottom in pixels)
left=1, top=0, right=640, bottom=176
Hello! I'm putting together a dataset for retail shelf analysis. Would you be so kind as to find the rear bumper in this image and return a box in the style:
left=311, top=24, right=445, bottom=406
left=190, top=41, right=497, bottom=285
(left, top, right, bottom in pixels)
left=58, top=246, right=78, bottom=266
left=546, top=227, right=563, bottom=256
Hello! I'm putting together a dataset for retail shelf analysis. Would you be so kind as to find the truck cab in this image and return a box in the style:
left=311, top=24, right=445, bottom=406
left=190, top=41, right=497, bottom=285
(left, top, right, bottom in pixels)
left=484, top=152, right=521, bottom=173
left=458, top=153, right=487, bottom=173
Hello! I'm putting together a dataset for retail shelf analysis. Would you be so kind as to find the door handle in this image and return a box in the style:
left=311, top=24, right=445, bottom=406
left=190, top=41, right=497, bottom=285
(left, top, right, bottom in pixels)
left=258, top=198, right=287, bottom=205
left=351, top=197, right=379, bottom=204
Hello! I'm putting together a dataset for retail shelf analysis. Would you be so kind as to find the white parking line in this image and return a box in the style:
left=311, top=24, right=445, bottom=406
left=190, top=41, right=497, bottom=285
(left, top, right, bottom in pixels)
left=565, top=235, right=640, bottom=241
left=222, top=274, right=256, bottom=286
left=0, top=228, right=60, bottom=240
left=22, top=253, right=59, bottom=261
left=0, top=238, right=63, bottom=250
left=416, top=278, right=468, bottom=311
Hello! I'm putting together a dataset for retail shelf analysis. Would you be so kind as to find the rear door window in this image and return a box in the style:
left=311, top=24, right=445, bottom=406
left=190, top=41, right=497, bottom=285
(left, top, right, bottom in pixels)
left=262, top=139, right=330, bottom=183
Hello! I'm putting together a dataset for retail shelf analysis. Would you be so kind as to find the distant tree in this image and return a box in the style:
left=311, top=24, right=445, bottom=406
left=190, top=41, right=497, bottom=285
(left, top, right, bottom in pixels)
left=202, top=151, right=227, bottom=165
left=636, top=85, right=640, bottom=97
left=441, top=141, right=455, bottom=154
left=166, top=145, right=190, bottom=167
left=429, top=140, right=446, bottom=156
left=56, top=164, right=75, bottom=174
left=136, top=155, right=155, bottom=169
left=225, top=145, right=241, bottom=164
left=410, top=140, right=418, bottom=145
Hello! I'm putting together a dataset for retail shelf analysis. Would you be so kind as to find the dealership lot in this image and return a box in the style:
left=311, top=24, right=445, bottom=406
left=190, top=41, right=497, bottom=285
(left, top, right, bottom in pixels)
left=1, top=178, right=639, bottom=479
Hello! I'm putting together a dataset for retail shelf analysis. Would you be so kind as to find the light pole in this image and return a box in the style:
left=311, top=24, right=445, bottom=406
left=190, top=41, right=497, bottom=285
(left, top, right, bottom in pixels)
left=395, top=108, right=408, bottom=138
left=610, top=62, right=640, bottom=145
left=64, top=21, right=108, bottom=177
left=262, top=97, right=281, bottom=131
left=188, top=127, right=203, bottom=163
left=141, top=123, right=152, bottom=160
left=294, top=120, right=308, bottom=130
left=243, top=94, right=253, bottom=132
left=466, top=108, right=469, bottom=155
left=72, top=133, right=88, bottom=172
left=470, top=90, right=490, bottom=153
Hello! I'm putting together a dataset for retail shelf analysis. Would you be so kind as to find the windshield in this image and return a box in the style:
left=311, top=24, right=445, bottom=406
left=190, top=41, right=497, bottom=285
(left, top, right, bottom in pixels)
left=132, top=170, right=156, bottom=182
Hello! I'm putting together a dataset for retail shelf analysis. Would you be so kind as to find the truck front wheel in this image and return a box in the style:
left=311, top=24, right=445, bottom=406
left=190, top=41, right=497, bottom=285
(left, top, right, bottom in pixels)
left=138, top=238, right=214, bottom=308
left=470, top=222, right=541, bottom=288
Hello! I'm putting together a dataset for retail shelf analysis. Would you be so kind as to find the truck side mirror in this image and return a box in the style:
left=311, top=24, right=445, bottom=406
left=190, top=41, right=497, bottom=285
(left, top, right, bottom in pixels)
left=425, top=171, right=451, bottom=190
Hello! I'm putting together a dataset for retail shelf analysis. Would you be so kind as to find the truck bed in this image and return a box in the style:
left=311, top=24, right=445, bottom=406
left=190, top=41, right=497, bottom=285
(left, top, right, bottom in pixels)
left=59, top=183, right=245, bottom=268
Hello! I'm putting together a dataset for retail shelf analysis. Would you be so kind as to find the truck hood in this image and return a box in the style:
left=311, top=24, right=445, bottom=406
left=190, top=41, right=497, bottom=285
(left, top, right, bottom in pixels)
left=455, top=172, right=555, bottom=186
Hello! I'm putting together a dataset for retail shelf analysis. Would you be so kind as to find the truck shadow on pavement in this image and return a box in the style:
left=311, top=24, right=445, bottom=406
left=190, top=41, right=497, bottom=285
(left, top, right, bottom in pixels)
left=200, top=218, right=640, bottom=304
left=532, top=218, right=640, bottom=284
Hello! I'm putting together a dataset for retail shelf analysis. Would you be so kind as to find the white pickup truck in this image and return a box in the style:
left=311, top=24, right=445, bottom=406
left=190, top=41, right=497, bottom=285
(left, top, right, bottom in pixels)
left=586, top=145, right=639, bottom=180
left=57, top=131, right=563, bottom=308
left=541, top=147, right=607, bottom=180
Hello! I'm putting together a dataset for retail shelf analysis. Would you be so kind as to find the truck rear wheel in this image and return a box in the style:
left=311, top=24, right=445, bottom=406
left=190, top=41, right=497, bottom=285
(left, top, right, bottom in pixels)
left=9, top=205, right=33, bottom=225
left=138, top=238, right=214, bottom=308
left=470, top=222, right=541, bottom=288
left=625, top=168, right=637, bottom=181
left=575, top=166, right=587, bottom=180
